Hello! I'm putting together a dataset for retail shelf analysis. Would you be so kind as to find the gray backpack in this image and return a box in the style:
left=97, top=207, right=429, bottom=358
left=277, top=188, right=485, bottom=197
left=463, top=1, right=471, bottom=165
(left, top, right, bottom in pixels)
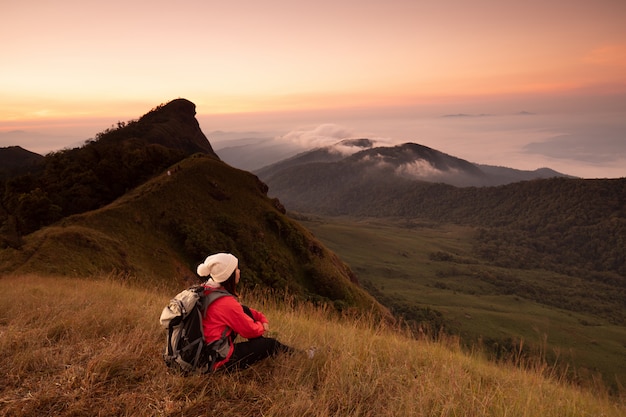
left=159, top=286, right=231, bottom=373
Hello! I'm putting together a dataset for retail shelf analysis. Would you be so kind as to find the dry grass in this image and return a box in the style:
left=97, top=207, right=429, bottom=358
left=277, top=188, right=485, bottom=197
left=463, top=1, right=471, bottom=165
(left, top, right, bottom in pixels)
left=1, top=274, right=624, bottom=417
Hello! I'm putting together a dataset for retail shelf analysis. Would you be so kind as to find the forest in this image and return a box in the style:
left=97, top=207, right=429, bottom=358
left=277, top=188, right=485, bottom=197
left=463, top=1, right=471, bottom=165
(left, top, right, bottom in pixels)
left=0, top=101, right=213, bottom=246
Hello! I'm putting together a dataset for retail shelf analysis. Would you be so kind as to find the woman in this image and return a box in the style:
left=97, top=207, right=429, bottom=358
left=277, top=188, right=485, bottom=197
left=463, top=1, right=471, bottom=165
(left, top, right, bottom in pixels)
left=197, top=252, right=293, bottom=371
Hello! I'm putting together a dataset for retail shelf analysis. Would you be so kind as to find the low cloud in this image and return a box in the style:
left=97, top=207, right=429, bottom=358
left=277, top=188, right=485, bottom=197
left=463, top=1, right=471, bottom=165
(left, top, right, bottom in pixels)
left=395, top=160, right=484, bottom=187
left=0, top=130, right=84, bottom=155
left=396, top=160, right=448, bottom=178
left=359, top=154, right=453, bottom=181
left=359, top=153, right=389, bottom=165
left=280, top=124, right=388, bottom=156
left=523, top=125, right=626, bottom=164
left=280, top=124, right=356, bottom=148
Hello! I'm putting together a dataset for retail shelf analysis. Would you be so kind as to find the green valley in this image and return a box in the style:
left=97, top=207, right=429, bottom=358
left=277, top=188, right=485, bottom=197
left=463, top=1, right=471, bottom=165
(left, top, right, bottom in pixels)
left=298, top=214, right=626, bottom=392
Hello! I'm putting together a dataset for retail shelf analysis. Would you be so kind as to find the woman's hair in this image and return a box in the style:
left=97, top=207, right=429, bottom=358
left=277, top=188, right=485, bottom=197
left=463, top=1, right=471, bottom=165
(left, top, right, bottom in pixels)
left=221, top=270, right=239, bottom=296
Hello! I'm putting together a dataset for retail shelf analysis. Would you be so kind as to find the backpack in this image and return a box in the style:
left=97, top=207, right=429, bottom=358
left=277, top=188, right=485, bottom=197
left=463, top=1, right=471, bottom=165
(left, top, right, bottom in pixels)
left=159, top=285, right=231, bottom=374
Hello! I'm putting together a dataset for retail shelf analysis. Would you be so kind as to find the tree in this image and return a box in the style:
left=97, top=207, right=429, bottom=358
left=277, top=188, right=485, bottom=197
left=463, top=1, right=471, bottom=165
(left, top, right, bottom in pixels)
left=16, top=188, right=61, bottom=234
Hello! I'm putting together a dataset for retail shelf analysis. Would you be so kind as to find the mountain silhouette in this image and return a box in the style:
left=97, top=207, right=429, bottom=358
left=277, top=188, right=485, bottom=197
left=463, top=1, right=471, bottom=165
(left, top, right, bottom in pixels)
left=0, top=146, right=45, bottom=179
left=128, top=98, right=217, bottom=155
left=256, top=140, right=573, bottom=190
left=0, top=99, right=222, bottom=236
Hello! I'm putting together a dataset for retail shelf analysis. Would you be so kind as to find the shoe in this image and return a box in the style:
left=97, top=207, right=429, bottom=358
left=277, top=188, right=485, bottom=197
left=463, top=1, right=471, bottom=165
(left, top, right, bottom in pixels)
left=306, top=347, right=316, bottom=359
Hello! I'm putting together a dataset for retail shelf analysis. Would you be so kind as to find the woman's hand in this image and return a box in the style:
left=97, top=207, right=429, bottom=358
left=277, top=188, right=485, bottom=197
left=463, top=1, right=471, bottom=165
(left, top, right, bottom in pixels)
left=262, top=322, right=270, bottom=332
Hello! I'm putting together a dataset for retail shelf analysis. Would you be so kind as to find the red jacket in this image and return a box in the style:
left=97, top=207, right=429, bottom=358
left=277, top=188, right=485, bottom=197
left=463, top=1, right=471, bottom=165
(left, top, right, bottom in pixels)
left=202, top=287, right=267, bottom=369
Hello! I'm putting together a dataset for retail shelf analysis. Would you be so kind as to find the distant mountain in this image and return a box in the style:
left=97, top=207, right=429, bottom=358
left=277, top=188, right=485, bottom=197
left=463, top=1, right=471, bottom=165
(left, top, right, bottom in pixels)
left=256, top=140, right=573, bottom=189
left=255, top=139, right=626, bottom=280
left=215, top=136, right=305, bottom=172
left=255, top=138, right=375, bottom=179
left=477, top=165, right=569, bottom=184
left=215, top=136, right=377, bottom=173
left=441, top=113, right=492, bottom=118
left=0, top=146, right=44, bottom=178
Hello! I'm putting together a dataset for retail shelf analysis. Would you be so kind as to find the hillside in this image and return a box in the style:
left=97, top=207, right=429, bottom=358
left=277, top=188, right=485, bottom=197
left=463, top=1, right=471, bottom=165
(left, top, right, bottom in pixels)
left=2, top=152, right=384, bottom=312
left=298, top=215, right=626, bottom=392
left=1, top=275, right=624, bottom=416
left=0, top=99, right=384, bottom=312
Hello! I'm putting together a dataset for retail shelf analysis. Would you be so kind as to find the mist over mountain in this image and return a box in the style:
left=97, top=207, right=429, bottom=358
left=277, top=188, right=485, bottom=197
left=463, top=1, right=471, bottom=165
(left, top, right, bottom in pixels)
left=214, top=136, right=305, bottom=171
left=256, top=140, right=573, bottom=189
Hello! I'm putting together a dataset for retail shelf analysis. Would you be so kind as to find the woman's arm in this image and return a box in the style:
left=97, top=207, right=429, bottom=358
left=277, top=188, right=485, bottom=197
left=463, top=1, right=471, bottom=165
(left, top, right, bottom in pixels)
left=220, top=297, right=266, bottom=339
left=246, top=306, right=268, bottom=324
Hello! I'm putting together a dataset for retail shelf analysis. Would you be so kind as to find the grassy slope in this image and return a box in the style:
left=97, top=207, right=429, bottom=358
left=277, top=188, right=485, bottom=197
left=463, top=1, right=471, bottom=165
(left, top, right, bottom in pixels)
left=0, top=155, right=382, bottom=313
left=298, top=215, right=626, bottom=392
left=1, top=274, right=624, bottom=417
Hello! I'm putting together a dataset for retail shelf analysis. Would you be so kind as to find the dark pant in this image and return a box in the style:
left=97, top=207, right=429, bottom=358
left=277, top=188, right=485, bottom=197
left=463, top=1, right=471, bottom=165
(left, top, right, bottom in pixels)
left=224, top=305, right=293, bottom=370
left=225, top=337, right=293, bottom=370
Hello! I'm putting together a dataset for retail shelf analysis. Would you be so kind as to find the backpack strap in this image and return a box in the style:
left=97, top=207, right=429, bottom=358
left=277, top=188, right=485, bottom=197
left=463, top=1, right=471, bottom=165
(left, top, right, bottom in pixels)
left=201, top=288, right=233, bottom=342
left=201, top=289, right=232, bottom=316
left=199, top=289, right=234, bottom=371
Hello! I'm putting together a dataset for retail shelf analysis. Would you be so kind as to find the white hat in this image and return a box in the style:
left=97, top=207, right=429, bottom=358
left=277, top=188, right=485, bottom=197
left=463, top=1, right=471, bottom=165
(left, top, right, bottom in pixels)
left=197, top=253, right=238, bottom=286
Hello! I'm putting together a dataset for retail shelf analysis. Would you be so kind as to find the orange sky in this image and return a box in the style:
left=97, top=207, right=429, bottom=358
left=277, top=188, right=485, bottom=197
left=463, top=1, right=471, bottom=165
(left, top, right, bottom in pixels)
left=1, top=0, right=625, bottom=178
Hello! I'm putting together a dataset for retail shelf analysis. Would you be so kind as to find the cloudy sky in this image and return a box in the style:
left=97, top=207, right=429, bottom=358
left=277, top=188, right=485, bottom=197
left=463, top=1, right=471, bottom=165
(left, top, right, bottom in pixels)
left=1, top=0, right=625, bottom=178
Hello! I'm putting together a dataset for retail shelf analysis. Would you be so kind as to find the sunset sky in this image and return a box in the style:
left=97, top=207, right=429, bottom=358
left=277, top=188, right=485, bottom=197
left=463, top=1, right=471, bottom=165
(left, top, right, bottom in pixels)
left=1, top=0, right=625, bottom=178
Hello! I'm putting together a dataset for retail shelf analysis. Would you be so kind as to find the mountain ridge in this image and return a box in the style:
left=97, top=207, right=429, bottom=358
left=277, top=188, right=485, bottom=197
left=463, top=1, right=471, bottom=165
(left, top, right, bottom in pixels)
left=0, top=99, right=219, bottom=237
left=256, top=140, right=574, bottom=188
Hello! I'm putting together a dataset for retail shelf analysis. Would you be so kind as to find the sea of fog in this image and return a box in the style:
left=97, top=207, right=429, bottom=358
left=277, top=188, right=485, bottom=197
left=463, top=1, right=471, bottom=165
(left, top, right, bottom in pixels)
left=207, top=110, right=626, bottom=179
